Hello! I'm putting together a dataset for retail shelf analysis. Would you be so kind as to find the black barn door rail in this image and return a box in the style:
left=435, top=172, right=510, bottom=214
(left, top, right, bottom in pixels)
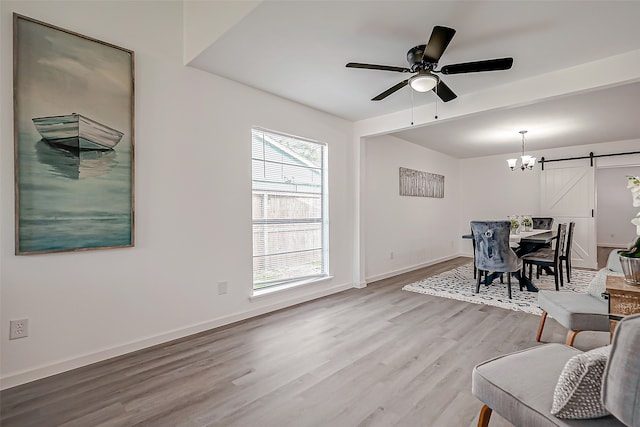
left=540, top=150, right=640, bottom=170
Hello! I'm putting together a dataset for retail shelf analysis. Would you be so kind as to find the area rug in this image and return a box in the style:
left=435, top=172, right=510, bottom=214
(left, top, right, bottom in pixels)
left=402, top=263, right=598, bottom=315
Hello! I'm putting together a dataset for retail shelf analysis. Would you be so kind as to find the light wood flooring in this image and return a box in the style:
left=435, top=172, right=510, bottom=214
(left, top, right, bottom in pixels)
left=1, top=257, right=609, bottom=427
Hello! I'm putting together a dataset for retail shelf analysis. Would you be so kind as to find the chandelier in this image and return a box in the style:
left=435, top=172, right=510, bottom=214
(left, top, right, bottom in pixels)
left=507, top=130, right=536, bottom=171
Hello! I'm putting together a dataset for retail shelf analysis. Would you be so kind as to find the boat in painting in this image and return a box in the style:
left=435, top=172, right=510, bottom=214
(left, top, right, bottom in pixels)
left=35, top=140, right=116, bottom=180
left=32, top=113, right=124, bottom=151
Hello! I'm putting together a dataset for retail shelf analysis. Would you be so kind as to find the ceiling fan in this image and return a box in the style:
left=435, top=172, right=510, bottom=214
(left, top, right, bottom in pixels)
left=346, top=25, right=513, bottom=102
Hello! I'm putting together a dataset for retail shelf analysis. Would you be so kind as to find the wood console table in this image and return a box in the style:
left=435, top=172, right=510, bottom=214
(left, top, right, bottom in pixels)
left=606, top=274, right=640, bottom=333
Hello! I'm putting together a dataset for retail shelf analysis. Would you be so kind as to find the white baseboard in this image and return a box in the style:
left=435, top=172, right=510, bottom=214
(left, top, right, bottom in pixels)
left=0, top=281, right=354, bottom=390
left=365, top=253, right=467, bottom=284
left=597, top=243, right=629, bottom=249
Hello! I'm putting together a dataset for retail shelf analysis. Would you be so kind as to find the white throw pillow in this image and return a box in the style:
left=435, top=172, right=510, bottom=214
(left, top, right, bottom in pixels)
left=551, top=345, right=611, bottom=419
left=586, top=269, right=610, bottom=301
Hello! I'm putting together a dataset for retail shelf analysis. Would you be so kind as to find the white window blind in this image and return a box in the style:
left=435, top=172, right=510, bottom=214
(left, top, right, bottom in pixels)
left=251, top=128, right=328, bottom=289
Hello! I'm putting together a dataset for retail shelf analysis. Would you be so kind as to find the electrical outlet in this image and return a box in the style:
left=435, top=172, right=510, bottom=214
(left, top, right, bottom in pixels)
left=218, top=281, right=228, bottom=295
left=9, top=319, right=29, bottom=340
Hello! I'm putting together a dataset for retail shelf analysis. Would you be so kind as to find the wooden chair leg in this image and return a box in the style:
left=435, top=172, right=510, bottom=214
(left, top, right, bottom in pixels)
left=566, top=329, right=580, bottom=346
left=506, top=273, right=512, bottom=299
left=476, top=269, right=482, bottom=293
left=554, top=268, right=559, bottom=291
left=478, top=404, right=492, bottom=427
left=566, top=258, right=571, bottom=283
left=536, top=310, right=548, bottom=342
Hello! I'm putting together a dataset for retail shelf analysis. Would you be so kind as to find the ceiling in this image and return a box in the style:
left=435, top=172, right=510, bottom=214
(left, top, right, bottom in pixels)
left=189, top=1, right=640, bottom=158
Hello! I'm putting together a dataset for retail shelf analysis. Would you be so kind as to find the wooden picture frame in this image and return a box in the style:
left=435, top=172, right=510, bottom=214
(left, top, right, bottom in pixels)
left=13, top=14, right=135, bottom=255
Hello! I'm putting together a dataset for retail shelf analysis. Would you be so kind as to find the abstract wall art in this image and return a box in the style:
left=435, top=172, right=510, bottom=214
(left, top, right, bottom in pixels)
left=399, top=167, right=444, bottom=198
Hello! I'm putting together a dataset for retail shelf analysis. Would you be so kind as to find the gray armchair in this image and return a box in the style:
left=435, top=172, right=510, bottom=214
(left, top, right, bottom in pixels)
left=471, top=221, right=522, bottom=299
left=472, top=313, right=640, bottom=426
left=536, top=249, right=623, bottom=346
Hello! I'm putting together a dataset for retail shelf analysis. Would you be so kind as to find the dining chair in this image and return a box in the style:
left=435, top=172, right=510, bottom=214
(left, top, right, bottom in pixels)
left=531, top=221, right=576, bottom=283
left=560, top=221, right=575, bottom=283
left=532, top=217, right=554, bottom=254
left=532, top=217, right=554, bottom=230
left=520, top=223, right=567, bottom=291
left=467, top=226, right=478, bottom=279
left=471, top=221, right=522, bottom=299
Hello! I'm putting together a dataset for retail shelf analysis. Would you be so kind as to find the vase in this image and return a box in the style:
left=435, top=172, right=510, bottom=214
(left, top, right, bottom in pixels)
left=619, top=255, right=640, bottom=285
left=521, top=215, right=533, bottom=232
left=509, top=216, right=520, bottom=235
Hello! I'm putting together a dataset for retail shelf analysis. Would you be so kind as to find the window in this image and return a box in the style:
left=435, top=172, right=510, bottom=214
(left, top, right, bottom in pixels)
left=251, top=128, right=328, bottom=290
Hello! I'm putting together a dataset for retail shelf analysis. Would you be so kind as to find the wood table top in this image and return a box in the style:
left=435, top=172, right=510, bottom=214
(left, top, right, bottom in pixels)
left=606, top=274, right=640, bottom=296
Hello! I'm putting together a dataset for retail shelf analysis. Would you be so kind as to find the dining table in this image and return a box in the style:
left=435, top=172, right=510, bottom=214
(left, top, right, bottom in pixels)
left=462, top=228, right=558, bottom=291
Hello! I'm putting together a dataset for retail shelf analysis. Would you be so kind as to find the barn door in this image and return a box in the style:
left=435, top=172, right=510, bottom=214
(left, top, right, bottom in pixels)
left=540, top=160, right=596, bottom=269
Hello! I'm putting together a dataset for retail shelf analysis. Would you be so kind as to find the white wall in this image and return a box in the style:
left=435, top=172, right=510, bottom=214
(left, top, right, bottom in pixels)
left=597, top=166, right=640, bottom=247
left=458, top=149, right=540, bottom=257
left=364, top=134, right=460, bottom=282
left=0, top=1, right=355, bottom=388
left=182, top=1, right=260, bottom=65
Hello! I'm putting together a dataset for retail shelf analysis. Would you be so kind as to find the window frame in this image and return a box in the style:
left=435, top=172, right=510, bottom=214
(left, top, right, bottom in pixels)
left=251, top=127, right=329, bottom=291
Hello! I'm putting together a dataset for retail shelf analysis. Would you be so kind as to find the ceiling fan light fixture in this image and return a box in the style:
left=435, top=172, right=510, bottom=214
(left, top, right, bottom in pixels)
left=409, top=73, right=438, bottom=92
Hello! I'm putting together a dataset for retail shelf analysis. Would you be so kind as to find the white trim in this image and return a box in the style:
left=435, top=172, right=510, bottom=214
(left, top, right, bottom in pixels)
left=1, top=279, right=353, bottom=390
left=251, top=275, right=334, bottom=298
left=365, top=253, right=466, bottom=284
left=597, top=243, right=629, bottom=249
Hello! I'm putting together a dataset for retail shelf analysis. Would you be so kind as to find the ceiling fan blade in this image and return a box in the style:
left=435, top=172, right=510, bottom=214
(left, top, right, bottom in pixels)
left=432, top=79, right=457, bottom=102
left=440, top=57, right=513, bottom=75
left=372, top=80, right=409, bottom=101
left=346, top=62, right=411, bottom=73
left=422, top=26, right=456, bottom=63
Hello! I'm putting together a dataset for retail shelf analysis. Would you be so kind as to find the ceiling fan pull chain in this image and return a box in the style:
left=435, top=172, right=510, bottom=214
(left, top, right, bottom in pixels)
left=435, top=85, right=439, bottom=120
left=411, top=87, right=414, bottom=125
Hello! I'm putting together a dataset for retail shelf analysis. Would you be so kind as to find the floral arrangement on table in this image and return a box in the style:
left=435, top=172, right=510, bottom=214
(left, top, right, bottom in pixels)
left=509, top=216, right=520, bottom=234
left=622, top=176, right=640, bottom=256
left=521, top=215, right=533, bottom=232
left=619, top=175, right=640, bottom=284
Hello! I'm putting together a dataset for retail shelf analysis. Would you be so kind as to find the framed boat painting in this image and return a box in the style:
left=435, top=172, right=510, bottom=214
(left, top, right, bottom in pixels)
left=13, top=14, right=135, bottom=255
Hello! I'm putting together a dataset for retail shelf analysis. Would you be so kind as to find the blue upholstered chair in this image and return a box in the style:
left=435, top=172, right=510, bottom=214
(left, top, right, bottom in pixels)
left=472, top=313, right=640, bottom=426
left=471, top=221, right=522, bottom=299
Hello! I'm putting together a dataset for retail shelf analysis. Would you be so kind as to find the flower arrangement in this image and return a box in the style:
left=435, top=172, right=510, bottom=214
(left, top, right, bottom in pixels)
left=621, top=176, right=640, bottom=258
left=508, top=215, right=520, bottom=234
left=619, top=176, right=640, bottom=285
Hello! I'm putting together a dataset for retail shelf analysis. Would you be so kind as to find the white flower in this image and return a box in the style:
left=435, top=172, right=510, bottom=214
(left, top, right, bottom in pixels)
left=628, top=176, right=640, bottom=235
left=627, top=176, right=640, bottom=208
left=633, top=213, right=640, bottom=236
